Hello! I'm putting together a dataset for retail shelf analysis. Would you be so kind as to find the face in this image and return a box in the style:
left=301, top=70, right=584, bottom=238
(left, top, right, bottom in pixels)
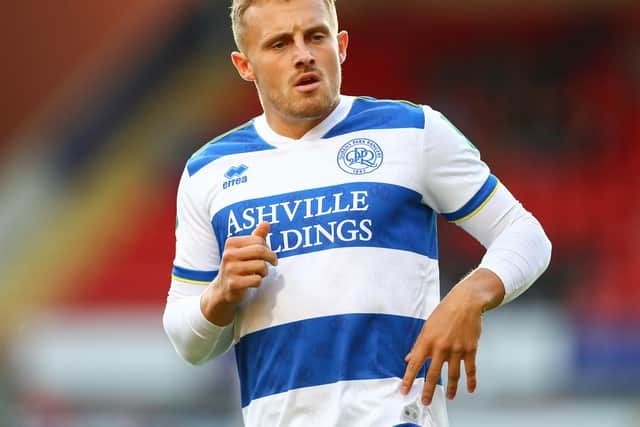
left=231, top=0, right=348, bottom=133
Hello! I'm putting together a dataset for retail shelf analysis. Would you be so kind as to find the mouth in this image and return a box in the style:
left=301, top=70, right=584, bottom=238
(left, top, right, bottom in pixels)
left=294, top=72, right=321, bottom=92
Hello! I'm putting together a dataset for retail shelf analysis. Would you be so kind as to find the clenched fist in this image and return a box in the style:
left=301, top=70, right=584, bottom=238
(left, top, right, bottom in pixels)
left=200, top=222, right=278, bottom=326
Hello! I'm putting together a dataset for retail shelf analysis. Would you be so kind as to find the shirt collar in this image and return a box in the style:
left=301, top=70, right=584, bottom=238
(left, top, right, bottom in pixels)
left=254, top=95, right=353, bottom=146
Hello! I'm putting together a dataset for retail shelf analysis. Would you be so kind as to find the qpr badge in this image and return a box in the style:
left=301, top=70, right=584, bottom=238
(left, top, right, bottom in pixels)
left=337, top=138, right=384, bottom=175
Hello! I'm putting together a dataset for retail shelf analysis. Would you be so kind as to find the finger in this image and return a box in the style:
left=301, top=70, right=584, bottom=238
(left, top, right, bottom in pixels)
left=243, top=245, right=278, bottom=266
left=229, top=274, right=264, bottom=291
left=464, top=352, right=478, bottom=393
left=225, top=234, right=270, bottom=248
left=228, top=244, right=278, bottom=266
left=422, top=355, right=444, bottom=405
left=230, top=259, right=270, bottom=278
left=401, top=349, right=427, bottom=395
left=446, top=357, right=461, bottom=400
left=252, top=222, right=270, bottom=239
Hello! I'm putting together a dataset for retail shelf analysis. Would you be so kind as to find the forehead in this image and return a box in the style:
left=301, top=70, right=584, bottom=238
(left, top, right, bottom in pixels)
left=242, top=0, right=335, bottom=42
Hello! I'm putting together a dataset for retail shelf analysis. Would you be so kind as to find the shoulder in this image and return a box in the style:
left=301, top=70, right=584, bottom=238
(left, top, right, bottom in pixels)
left=186, top=120, right=275, bottom=177
left=421, top=106, right=480, bottom=152
left=324, top=96, right=426, bottom=139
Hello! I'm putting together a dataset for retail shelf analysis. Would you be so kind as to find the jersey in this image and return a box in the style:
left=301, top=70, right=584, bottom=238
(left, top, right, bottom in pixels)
left=171, top=95, right=497, bottom=427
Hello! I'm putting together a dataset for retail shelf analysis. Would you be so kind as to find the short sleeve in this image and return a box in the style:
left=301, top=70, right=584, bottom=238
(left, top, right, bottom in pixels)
left=172, top=168, right=221, bottom=284
left=421, top=106, right=498, bottom=222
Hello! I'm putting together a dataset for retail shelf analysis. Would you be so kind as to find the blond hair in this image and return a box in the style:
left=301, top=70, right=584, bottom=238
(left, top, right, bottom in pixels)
left=230, top=0, right=338, bottom=52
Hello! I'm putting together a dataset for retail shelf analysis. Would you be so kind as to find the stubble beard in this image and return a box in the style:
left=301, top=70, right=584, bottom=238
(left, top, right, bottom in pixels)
left=266, top=73, right=341, bottom=123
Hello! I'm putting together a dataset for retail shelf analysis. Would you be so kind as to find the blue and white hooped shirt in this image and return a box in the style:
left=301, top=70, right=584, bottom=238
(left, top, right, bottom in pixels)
left=171, top=95, right=497, bottom=427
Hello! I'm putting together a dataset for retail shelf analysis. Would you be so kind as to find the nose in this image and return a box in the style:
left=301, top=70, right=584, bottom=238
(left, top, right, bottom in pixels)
left=293, top=38, right=315, bottom=68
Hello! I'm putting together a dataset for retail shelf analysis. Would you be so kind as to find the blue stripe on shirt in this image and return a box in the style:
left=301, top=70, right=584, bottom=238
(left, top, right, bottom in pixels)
left=442, top=174, right=498, bottom=222
left=187, top=122, right=276, bottom=177
left=323, top=97, right=425, bottom=139
left=235, top=313, right=433, bottom=407
left=212, top=182, right=438, bottom=261
left=172, top=265, right=218, bottom=283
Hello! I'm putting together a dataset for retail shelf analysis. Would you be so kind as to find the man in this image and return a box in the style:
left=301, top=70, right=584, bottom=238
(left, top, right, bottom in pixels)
left=163, top=0, right=552, bottom=426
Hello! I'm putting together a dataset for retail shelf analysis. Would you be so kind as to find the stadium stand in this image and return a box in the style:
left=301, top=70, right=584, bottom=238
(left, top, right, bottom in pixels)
left=1, top=2, right=638, bottom=424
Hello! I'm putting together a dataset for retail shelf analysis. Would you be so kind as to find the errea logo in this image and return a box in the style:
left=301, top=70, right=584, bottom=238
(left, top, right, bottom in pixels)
left=223, top=164, right=249, bottom=189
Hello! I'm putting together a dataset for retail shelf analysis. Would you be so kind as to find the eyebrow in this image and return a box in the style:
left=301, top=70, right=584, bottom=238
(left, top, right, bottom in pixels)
left=260, top=24, right=332, bottom=48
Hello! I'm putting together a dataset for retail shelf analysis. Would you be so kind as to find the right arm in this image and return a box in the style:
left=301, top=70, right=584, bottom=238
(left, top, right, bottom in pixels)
left=162, top=167, right=276, bottom=365
left=163, top=281, right=235, bottom=365
left=163, top=223, right=277, bottom=365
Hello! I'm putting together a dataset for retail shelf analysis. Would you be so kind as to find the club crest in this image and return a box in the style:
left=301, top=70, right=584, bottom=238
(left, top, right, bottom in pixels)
left=337, top=138, right=384, bottom=175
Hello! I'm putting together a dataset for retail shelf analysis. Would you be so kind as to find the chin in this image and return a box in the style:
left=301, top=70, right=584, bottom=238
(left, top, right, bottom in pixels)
left=289, top=93, right=337, bottom=120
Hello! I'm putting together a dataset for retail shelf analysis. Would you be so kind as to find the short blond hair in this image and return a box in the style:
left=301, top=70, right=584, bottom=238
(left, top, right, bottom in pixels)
left=230, top=0, right=338, bottom=52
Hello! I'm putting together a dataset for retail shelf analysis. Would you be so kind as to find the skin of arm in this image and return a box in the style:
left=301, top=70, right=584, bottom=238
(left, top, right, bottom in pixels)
left=401, top=268, right=504, bottom=405
left=200, top=222, right=278, bottom=327
left=401, top=186, right=551, bottom=406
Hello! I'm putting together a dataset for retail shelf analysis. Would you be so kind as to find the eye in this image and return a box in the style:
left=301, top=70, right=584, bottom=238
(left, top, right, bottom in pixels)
left=311, top=33, right=326, bottom=42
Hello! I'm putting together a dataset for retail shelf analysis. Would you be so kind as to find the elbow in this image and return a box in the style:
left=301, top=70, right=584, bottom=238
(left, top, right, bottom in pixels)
left=537, top=222, right=552, bottom=276
left=176, top=346, right=212, bottom=366
left=168, top=329, right=213, bottom=366
left=520, top=214, right=552, bottom=278
left=543, top=234, right=552, bottom=271
left=162, top=309, right=214, bottom=366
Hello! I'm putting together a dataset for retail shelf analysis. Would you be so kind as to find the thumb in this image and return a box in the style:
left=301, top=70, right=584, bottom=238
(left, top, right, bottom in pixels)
left=252, top=222, right=270, bottom=239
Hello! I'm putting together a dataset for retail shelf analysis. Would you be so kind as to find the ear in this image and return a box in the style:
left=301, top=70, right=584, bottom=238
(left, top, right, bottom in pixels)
left=337, top=30, right=349, bottom=64
left=231, top=51, right=256, bottom=82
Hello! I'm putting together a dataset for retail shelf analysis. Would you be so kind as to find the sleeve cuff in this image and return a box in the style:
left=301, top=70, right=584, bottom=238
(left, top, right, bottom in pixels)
left=478, top=254, right=525, bottom=306
left=185, top=296, right=233, bottom=340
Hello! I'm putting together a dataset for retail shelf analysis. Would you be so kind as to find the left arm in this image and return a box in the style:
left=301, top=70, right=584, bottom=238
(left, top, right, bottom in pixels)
left=401, top=183, right=552, bottom=404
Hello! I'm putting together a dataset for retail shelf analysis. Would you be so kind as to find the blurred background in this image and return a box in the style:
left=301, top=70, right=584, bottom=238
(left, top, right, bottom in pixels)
left=1, top=0, right=639, bottom=426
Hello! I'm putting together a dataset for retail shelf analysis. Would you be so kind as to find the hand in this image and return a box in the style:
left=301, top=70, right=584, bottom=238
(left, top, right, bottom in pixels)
left=200, top=222, right=278, bottom=326
left=400, top=269, right=504, bottom=405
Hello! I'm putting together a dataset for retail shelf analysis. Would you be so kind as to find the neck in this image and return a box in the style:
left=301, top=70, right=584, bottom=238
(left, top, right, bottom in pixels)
left=266, top=114, right=325, bottom=140
left=264, top=98, right=340, bottom=140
